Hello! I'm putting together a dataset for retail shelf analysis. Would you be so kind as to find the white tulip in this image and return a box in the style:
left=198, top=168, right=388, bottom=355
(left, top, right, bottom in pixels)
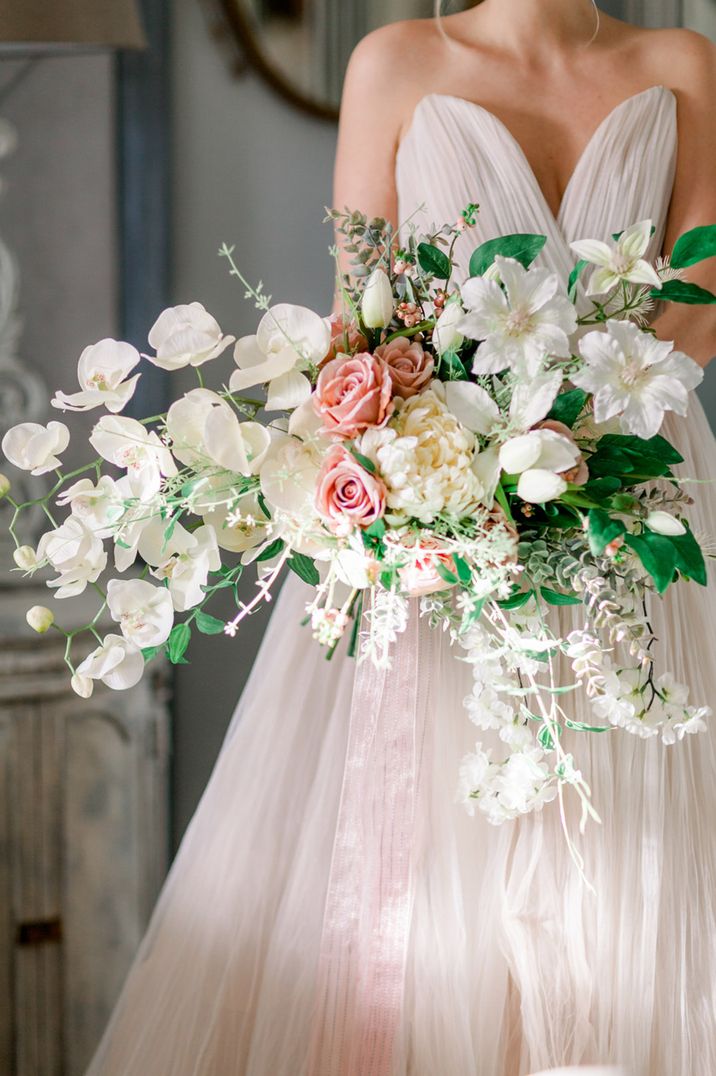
left=361, top=268, right=394, bottom=329
left=56, top=474, right=125, bottom=539
left=2, top=420, right=69, bottom=475
left=645, top=510, right=687, bottom=536
left=106, top=578, right=174, bottom=648
left=517, top=468, right=568, bottom=503
left=145, top=302, right=235, bottom=370
left=0, top=472, right=9, bottom=498
left=229, top=303, right=330, bottom=409
left=433, top=301, right=464, bottom=355
left=13, top=545, right=37, bottom=570
left=166, top=387, right=270, bottom=476
left=71, top=672, right=94, bottom=698
left=90, top=415, right=177, bottom=499
left=499, top=429, right=578, bottom=476
left=36, top=517, right=107, bottom=598
left=26, top=605, right=55, bottom=633
left=76, top=633, right=145, bottom=692
left=51, top=338, right=141, bottom=413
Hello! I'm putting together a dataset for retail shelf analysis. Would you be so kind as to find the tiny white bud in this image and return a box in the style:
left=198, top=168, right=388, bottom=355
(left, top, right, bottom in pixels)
left=13, top=545, right=37, bottom=570
left=645, top=510, right=686, bottom=537
left=361, top=269, right=394, bottom=329
left=71, top=672, right=94, bottom=699
left=0, top=472, right=9, bottom=498
left=26, top=605, right=55, bottom=633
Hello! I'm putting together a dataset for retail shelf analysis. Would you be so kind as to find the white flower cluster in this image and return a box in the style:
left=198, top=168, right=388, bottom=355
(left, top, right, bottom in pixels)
left=456, top=742, right=558, bottom=825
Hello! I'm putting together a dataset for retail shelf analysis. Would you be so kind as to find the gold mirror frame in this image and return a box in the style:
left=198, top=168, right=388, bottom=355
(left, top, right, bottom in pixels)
left=208, top=0, right=341, bottom=122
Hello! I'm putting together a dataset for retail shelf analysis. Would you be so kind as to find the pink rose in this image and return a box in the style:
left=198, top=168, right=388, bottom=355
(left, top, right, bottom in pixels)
left=315, top=445, right=386, bottom=534
left=323, top=312, right=369, bottom=363
left=314, top=352, right=394, bottom=439
left=398, top=534, right=457, bottom=597
left=374, top=338, right=434, bottom=399
left=535, top=419, right=589, bottom=486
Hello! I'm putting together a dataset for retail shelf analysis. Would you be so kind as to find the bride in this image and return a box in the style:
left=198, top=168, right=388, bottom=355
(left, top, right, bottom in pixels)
left=87, top=3, right=716, bottom=1074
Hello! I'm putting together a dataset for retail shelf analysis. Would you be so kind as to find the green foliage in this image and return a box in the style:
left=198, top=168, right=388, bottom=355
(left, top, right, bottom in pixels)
left=669, top=527, right=707, bottom=586
left=587, top=508, right=626, bottom=556
left=347, top=444, right=377, bottom=473
left=438, top=350, right=469, bottom=381
left=624, top=532, right=676, bottom=594
left=167, top=622, right=192, bottom=664
left=194, top=611, right=226, bottom=635
left=548, top=388, right=588, bottom=428
left=496, top=589, right=534, bottom=610
left=587, top=434, right=682, bottom=479
left=417, top=242, right=451, bottom=279
left=452, top=554, right=473, bottom=584
left=671, top=224, right=716, bottom=269
left=539, top=586, right=583, bottom=606
left=435, top=560, right=459, bottom=585
left=538, top=723, right=561, bottom=751
left=567, top=258, right=588, bottom=299
left=651, top=280, right=716, bottom=305
left=255, top=538, right=285, bottom=562
left=288, top=552, right=320, bottom=586
left=468, top=233, right=547, bottom=277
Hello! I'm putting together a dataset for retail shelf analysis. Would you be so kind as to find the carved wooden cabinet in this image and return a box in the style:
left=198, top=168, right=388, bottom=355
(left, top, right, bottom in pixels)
left=0, top=586, right=171, bottom=1076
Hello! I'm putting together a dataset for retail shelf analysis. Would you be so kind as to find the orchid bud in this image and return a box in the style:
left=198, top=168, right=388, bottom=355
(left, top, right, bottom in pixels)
left=26, top=605, right=55, bottom=633
left=71, top=672, right=94, bottom=699
left=645, top=510, right=686, bottom=536
left=13, top=545, right=37, bottom=570
left=0, top=473, right=9, bottom=498
left=361, top=269, right=394, bottom=329
left=517, top=468, right=567, bottom=504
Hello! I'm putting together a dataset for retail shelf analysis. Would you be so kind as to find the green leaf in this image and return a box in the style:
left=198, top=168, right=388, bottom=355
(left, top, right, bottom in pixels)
left=598, top=434, right=683, bottom=465
left=288, top=552, right=320, bottom=586
left=671, top=224, right=716, bottom=269
left=141, top=645, right=163, bottom=663
left=194, top=611, right=227, bottom=635
left=452, top=554, right=473, bottom=584
left=548, top=387, right=588, bottom=428
left=582, top=477, right=622, bottom=502
left=651, top=279, right=716, bottom=305
left=538, top=723, right=561, bottom=751
left=417, top=242, right=451, bottom=279
left=564, top=719, right=610, bottom=733
left=468, top=233, right=547, bottom=277
left=669, top=527, right=707, bottom=586
left=624, top=532, right=677, bottom=594
left=587, top=508, right=626, bottom=556
left=539, top=586, right=583, bottom=606
left=167, top=622, right=192, bottom=664
left=347, top=444, right=376, bottom=473
left=497, top=589, right=534, bottom=610
left=435, top=561, right=458, bottom=585
left=438, top=350, right=469, bottom=381
left=255, top=537, right=285, bottom=562
left=363, top=518, right=386, bottom=541
left=568, top=258, right=588, bottom=298
left=494, top=482, right=514, bottom=524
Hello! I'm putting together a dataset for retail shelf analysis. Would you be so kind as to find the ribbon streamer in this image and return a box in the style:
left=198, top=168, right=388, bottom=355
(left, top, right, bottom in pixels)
left=308, top=603, right=431, bottom=1075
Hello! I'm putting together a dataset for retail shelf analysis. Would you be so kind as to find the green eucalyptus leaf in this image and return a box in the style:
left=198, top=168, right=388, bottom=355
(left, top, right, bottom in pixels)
left=624, top=532, right=677, bottom=594
left=651, top=280, right=716, bottom=305
left=671, top=224, right=716, bottom=269
left=417, top=242, right=451, bottom=279
left=468, top=233, right=547, bottom=277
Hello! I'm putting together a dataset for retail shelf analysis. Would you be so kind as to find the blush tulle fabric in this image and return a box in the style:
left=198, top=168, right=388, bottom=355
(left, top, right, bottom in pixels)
left=86, top=87, right=716, bottom=1075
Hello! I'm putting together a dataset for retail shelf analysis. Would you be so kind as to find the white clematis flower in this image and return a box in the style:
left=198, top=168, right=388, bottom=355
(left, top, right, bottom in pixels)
left=90, top=415, right=178, bottom=498
left=2, top=420, right=70, bottom=475
left=230, top=303, right=331, bottom=411
left=148, top=523, right=221, bottom=611
left=51, top=339, right=141, bottom=413
left=75, top=633, right=144, bottom=692
left=36, top=517, right=107, bottom=598
left=570, top=219, right=662, bottom=296
left=144, top=303, right=234, bottom=370
left=444, top=371, right=562, bottom=440
left=166, top=388, right=269, bottom=476
left=107, top=578, right=174, bottom=648
left=573, top=319, right=703, bottom=439
left=459, top=256, right=577, bottom=377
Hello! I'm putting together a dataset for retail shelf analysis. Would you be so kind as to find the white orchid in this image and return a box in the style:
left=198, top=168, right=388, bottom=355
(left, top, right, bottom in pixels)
left=499, top=427, right=580, bottom=503
left=458, top=256, right=577, bottom=377
left=144, top=302, right=234, bottom=371
left=90, top=415, right=178, bottom=498
left=56, top=474, right=124, bottom=539
left=166, top=388, right=270, bottom=476
left=202, top=490, right=272, bottom=554
left=51, top=339, right=141, bottom=413
left=2, top=420, right=69, bottom=475
left=75, top=633, right=144, bottom=693
left=106, top=578, right=174, bottom=648
left=259, top=435, right=322, bottom=518
left=36, top=517, right=107, bottom=598
left=573, top=319, right=703, bottom=439
left=570, top=219, right=662, bottom=296
left=361, top=268, right=394, bottom=329
left=107, top=475, right=164, bottom=572
left=147, top=523, right=221, bottom=611
left=229, top=303, right=331, bottom=411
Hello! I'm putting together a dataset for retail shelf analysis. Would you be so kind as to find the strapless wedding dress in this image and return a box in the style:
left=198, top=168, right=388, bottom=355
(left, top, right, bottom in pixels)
left=86, top=86, right=716, bottom=1076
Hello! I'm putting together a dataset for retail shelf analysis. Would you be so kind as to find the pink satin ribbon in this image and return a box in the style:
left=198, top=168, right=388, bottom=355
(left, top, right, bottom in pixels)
left=308, top=604, right=430, bottom=1076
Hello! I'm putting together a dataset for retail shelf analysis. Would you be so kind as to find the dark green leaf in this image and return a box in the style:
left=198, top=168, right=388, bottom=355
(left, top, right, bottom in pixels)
left=539, top=586, right=583, bottom=606
left=417, top=241, right=451, bottom=279
left=651, top=280, right=716, bottom=305
left=582, top=477, right=622, bottom=501
left=435, top=561, right=459, bottom=585
left=669, top=527, right=707, bottom=586
left=452, top=554, right=473, bottom=584
left=587, top=508, right=626, bottom=556
left=347, top=444, right=376, bottom=473
left=624, top=532, right=677, bottom=594
left=468, top=233, right=547, bottom=277
left=564, top=719, right=610, bottom=733
left=497, top=589, right=534, bottom=610
left=598, top=434, right=683, bottom=465
left=363, top=518, right=386, bottom=540
left=438, top=350, right=469, bottom=381
left=548, top=387, right=588, bottom=428
left=288, top=552, right=320, bottom=586
left=671, top=224, right=716, bottom=269
left=194, top=611, right=227, bottom=635
left=347, top=594, right=363, bottom=658
left=568, top=258, right=588, bottom=298
left=167, top=622, right=192, bottom=664
left=256, top=537, right=285, bottom=562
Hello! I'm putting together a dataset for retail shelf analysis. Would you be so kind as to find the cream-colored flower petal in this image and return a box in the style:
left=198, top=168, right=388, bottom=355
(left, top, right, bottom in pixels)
left=265, top=369, right=312, bottom=412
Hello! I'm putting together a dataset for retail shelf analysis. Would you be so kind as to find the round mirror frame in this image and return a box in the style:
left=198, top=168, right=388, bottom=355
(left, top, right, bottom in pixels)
left=210, top=0, right=340, bottom=122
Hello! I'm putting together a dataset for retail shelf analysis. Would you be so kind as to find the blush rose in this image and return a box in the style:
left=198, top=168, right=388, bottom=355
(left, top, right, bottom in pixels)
left=315, top=445, right=386, bottom=534
left=314, top=352, right=394, bottom=439
left=374, top=338, right=434, bottom=399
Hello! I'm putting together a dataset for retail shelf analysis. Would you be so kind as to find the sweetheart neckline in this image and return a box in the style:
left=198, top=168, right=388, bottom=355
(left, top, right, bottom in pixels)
left=396, top=85, right=676, bottom=224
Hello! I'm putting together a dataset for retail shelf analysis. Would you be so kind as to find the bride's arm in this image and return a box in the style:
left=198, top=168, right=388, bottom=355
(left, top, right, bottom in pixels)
left=653, top=31, right=716, bottom=367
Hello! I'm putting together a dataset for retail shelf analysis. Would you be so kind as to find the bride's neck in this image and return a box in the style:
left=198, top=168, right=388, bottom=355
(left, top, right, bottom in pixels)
left=469, top=0, right=600, bottom=54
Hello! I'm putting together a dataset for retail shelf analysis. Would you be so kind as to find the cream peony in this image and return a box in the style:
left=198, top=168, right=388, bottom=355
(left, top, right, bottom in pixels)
left=359, top=384, right=484, bottom=523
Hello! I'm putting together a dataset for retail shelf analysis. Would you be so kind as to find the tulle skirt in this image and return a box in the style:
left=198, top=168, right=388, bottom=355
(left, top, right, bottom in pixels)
left=86, top=402, right=716, bottom=1076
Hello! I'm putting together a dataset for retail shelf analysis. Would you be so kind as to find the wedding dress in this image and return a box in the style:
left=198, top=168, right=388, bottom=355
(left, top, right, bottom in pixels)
left=86, top=85, right=716, bottom=1076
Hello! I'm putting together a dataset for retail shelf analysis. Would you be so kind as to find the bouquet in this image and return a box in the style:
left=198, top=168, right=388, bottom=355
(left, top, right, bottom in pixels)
left=2, top=203, right=714, bottom=840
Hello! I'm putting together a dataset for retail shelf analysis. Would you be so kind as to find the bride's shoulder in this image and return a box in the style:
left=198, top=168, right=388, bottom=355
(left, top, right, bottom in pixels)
left=620, top=23, right=715, bottom=93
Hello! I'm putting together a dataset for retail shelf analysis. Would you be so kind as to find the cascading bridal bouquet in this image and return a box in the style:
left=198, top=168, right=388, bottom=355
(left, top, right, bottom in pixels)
left=2, top=204, right=715, bottom=841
